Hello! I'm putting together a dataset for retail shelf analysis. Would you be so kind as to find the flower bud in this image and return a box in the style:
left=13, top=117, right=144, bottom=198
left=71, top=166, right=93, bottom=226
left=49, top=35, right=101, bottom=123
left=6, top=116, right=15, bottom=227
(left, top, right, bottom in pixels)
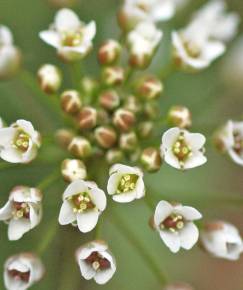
left=102, top=66, right=125, bottom=86
left=113, top=108, right=135, bottom=131
left=37, top=64, right=62, bottom=94
left=124, top=95, right=142, bottom=114
left=137, top=76, right=163, bottom=100
left=68, top=137, right=92, bottom=158
left=144, top=101, right=160, bottom=120
left=129, top=148, right=141, bottom=163
left=106, top=148, right=124, bottom=164
left=140, top=147, right=162, bottom=172
left=0, top=46, right=21, bottom=80
left=77, top=106, right=97, bottom=130
left=119, top=131, right=137, bottom=151
left=99, top=90, right=120, bottom=111
left=55, top=129, right=74, bottom=148
left=129, top=53, right=151, bottom=70
left=81, top=76, right=98, bottom=96
left=61, top=90, right=82, bottom=114
left=168, top=106, right=192, bottom=128
left=163, top=282, right=194, bottom=290
left=98, top=39, right=121, bottom=65
left=61, top=159, right=87, bottom=182
left=138, top=121, right=153, bottom=138
left=94, top=126, right=117, bottom=149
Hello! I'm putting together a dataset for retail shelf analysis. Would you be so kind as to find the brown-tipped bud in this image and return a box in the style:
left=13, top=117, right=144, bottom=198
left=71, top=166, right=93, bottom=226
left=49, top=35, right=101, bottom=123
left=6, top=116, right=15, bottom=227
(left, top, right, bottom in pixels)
left=94, top=126, right=117, bottom=149
left=61, top=159, right=87, bottom=182
left=77, top=106, right=97, bottom=130
left=168, top=106, right=192, bottom=129
left=140, top=147, right=162, bottom=172
left=119, top=131, right=137, bottom=151
left=98, top=39, right=121, bottom=65
left=106, top=148, right=124, bottom=164
left=129, top=53, right=151, bottom=70
left=80, top=76, right=98, bottom=96
left=124, top=95, right=142, bottom=114
left=68, top=137, right=92, bottom=158
left=37, top=64, right=62, bottom=94
left=61, top=90, right=82, bottom=114
left=163, top=282, right=194, bottom=290
left=117, top=9, right=138, bottom=32
left=138, top=121, right=154, bottom=138
left=137, top=76, right=163, bottom=100
left=99, top=90, right=120, bottom=111
left=102, top=66, right=125, bottom=86
left=113, top=108, right=135, bottom=131
left=144, top=101, right=160, bottom=120
left=55, top=129, right=74, bottom=148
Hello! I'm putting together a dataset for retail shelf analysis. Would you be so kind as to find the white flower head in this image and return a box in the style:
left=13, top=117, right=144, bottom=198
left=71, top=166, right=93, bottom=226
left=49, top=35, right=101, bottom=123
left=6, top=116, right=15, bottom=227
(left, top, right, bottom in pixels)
left=76, top=240, right=116, bottom=285
left=107, top=163, right=145, bottom=203
left=154, top=200, right=202, bottom=253
left=0, top=119, right=41, bottom=164
left=39, top=8, right=96, bottom=62
left=4, top=252, right=45, bottom=290
left=0, top=186, right=42, bottom=241
left=200, top=221, right=243, bottom=260
left=58, top=179, right=107, bottom=233
left=160, top=127, right=207, bottom=170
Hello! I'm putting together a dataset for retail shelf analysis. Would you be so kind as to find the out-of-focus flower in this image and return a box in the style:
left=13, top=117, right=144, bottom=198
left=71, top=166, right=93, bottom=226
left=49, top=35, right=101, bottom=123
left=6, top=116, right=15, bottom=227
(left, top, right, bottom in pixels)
left=76, top=240, right=116, bottom=285
left=0, top=119, right=41, bottom=164
left=58, top=180, right=107, bottom=233
left=61, top=159, right=87, bottom=182
left=113, top=108, right=135, bottom=132
left=98, top=39, right=121, bottom=65
left=107, top=163, right=145, bottom=203
left=140, top=147, right=162, bottom=172
left=153, top=200, right=202, bottom=253
left=99, top=90, right=120, bottom=111
left=37, top=64, right=62, bottom=94
left=160, top=127, right=207, bottom=170
left=39, top=9, right=96, bottom=62
left=137, top=76, right=163, bottom=100
left=77, top=106, right=97, bottom=130
left=4, top=253, right=44, bottom=290
left=94, top=126, right=117, bottom=149
left=200, top=221, right=243, bottom=260
left=167, top=106, right=192, bottom=129
left=0, top=25, right=21, bottom=80
left=127, top=22, right=162, bottom=69
left=61, top=90, right=82, bottom=114
left=68, top=136, right=92, bottom=158
left=118, top=0, right=187, bottom=31
left=55, top=128, right=74, bottom=149
left=163, top=282, right=194, bottom=290
left=0, top=186, right=42, bottom=241
left=214, top=120, right=243, bottom=166
left=119, top=131, right=138, bottom=152
left=102, top=66, right=125, bottom=86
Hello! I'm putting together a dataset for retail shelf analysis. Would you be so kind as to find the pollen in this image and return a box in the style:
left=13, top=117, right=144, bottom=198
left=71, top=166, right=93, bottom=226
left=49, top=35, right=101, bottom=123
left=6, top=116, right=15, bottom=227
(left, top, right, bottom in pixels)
left=61, top=30, right=83, bottom=47
left=13, top=131, right=30, bottom=152
left=160, top=214, right=185, bottom=232
left=67, top=192, right=95, bottom=213
left=117, top=174, right=138, bottom=194
left=172, top=133, right=192, bottom=163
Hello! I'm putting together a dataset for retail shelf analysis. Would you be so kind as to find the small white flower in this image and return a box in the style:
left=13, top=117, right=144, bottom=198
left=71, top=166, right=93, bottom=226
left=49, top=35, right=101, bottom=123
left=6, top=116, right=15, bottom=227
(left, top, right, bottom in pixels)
left=76, top=240, right=116, bottom=285
left=154, top=200, right=202, bottom=253
left=4, top=252, right=45, bottom=290
left=39, top=8, right=96, bottom=62
left=0, top=117, right=5, bottom=128
left=160, top=127, right=207, bottom=170
left=0, top=119, right=41, bottom=164
left=0, top=25, right=21, bottom=79
left=107, top=163, right=145, bottom=203
left=58, top=180, right=106, bottom=233
left=200, top=221, right=243, bottom=260
left=0, top=186, right=42, bottom=241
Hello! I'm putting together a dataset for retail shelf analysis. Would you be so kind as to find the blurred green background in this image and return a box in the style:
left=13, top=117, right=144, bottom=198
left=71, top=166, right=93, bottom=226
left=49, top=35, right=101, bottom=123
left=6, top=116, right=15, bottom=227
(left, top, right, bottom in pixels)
left=0, top=0, right=243, bottom=289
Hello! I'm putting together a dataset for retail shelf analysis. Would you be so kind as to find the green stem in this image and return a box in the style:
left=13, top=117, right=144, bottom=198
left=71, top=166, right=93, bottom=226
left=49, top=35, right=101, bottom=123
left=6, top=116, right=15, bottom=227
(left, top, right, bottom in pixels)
left=160, top=60, right=176, bottom=80
left=111, top=209, right=168, bottom=285
left=36, top=220, right=58, bottom=255
left=37, top=170, right=61, bottom=191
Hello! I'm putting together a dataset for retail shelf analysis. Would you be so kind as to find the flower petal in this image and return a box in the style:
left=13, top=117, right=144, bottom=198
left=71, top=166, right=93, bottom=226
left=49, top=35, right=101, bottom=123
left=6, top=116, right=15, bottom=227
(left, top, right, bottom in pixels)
left=58, top=200, right=76, bottom=225
left=174, top=205, right=202, bottom=221
left=159, top=231, right=181, bottom=253
left=89, top=188, right=107, bottom=211
left=55, top=8, right=81, bottom=32
left=179, top=222, right=199, bottom=250
left=39, top=31, right=60, bottom=48
left=8, top=218, right=31, bottom=240
left=0, top=201, right=13, bottom=220
left=154, top=200, right=173, bottom=227
left=77, top=211, right=99, bottom=233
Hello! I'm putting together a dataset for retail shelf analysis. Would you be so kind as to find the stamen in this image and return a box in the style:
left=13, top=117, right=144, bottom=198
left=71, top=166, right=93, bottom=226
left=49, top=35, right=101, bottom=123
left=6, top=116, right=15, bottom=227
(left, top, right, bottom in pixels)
left=67, top=192, right=95, bottom=213
left=13, top=131, right=30, bottom=152
left=160, top=214, right=185, bottom=232
left=117, top=174, right=138, bottom=194
left=172, top=133, right=191, bottom=163
left=85, top=251, right=111, bottom=271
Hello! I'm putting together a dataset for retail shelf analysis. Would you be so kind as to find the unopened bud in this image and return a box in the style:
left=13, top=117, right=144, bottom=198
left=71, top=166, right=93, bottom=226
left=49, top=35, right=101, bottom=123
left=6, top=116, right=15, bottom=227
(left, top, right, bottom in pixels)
left=106, top=148, right=124, bottom=164
left=129, top=53, right=151, bottom=70
left=77, top=106, right=97, bottom=130
left=141, top=147, right=162, bottom=172
left=61, top=90, right=82, bottom=114
left=98, top=39, right=121, bottom=65
left=119, top=131, right=137, bottom=151
left=163, top=282, right=194, bottom=290
left=55, top=129, right=74, bottom=148
left=137, top=76, right=163, bottom=100
left=61, top=159, right=87, bottom=182
left=68, top=137, right=92, bottom=158
left=102, top=66, right=125, bottom=86
left=94, top=126, right=117, bottom=149
left=100, top=90, right=120, bottom=111
left=168, top=106, right=192, bottom=128
left=138, top=121, right=153, bottom=138
left=129, top=148, right=141, bottom=162
left=124, top=95, right=142, bottom=114
left=0, top=46, right=21, bottom=80
left=144, top=102, right=160, bottom=120
left=113, top=108, right=135, bottom=131
left=81, top=76, right=98, bottom=96
left=37, top=64, right=62, bottom=94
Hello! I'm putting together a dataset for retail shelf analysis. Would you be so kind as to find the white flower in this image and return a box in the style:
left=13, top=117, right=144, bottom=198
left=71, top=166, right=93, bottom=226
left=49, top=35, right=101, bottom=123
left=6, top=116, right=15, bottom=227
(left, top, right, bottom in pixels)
left=0, top=117, right=4, bottom=128
left=58, top=180, right=106, bottom=233
left=0, top=25, right=21, bottom=79
left=154, top=200, right=202, bottom=253
left=39, top=8, right=96, bottom=62
left=0, top=119, right=41, bottom=164
left=76, top=240, right=116, bottom=285
left=4, top=252, right=44, bottom=290
left=200, top=221, right=243, bottom=260
left=127, top=22, right=162, bottom=68
left=0, top=186, right=42, bottom=241
left=107, top=163, right=145, bottom=203
left=160, top=127, right=207, bottom=170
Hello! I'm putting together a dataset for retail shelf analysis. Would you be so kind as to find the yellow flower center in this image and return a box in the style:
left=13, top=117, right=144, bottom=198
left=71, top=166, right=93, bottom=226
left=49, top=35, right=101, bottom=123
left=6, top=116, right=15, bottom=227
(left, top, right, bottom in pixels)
left=13, top=131, right=30, bottom=152
left=117, top=174, right=138, bottom=194
left=172, top=133, right=192, bottom=164
left=61, top=30, right=83, bottom=47
left=183, top=39, right=201, bottom=59
left=12, top=202, right=30, bottom=219
left=67, top=192, right=95, bottom=213
left=160, top=214, right=185, bottom=233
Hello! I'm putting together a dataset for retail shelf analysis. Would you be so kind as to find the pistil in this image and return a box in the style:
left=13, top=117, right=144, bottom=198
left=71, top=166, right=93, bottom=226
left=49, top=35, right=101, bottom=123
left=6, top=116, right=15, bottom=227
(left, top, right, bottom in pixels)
left=160, top=214, right=185, bottom=233
left=85, top=251, right=111, bottom=271
left=67, top=192, right=95, bottom=213
left=8, top=269, right=30, bottom=282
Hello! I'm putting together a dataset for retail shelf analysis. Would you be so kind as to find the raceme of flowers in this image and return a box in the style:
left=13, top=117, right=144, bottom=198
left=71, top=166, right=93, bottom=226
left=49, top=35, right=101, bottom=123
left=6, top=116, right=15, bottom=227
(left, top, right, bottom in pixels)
left=0, top=0, right=242, bottom=289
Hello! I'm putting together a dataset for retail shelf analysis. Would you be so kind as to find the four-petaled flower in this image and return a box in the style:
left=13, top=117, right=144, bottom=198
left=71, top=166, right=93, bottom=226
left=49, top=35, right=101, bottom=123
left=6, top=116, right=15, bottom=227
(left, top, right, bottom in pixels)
left=58, top=179, right=107, bottom=233
left=154, top=200, right=202, bottom=253
left=0, top=186, right=43, bottom=241
left=76, top=240, right=116, bottom=285
left=107, top=163, right=145, bottom=203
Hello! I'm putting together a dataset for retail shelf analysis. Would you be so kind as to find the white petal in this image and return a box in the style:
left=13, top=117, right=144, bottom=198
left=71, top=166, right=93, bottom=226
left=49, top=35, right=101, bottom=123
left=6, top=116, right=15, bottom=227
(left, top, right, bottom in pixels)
left=78, top=260, right=96, bottom=280
left=203, top=40, right=225, bottom=62
left=112, top=191, right=137, bottom=203
left=184, top=151, right=207, bottom=169
left=163, top=150, right=181, bottom=169
left=8, top=219, right=31, bottom=240
left=55, top=8, right=81, bottom=32
left=174, top=205, right=202, bottom=220
left=29, top=204, right=42, bottom=228
left=107, top=173, right=121, bottom=196
left=77, top=211, right=99, bottom=233
left=161, top=127, right=180, bottom=149
left=0, top=127, right=16, bottom=147
left=0, top=147, right=23, bottom=163
left=89, top=188, right=107, bottom=211
left=184, top=132, right=206, bottom=150
left=0, top=25, right=13, bottom=45
left=135, top=177, right=145, bottom=199
left=159, top=231, right=181, bottom=253
left=154, top=201, right=173, bottom=227
left=179, top=222, right=199, bottom=250
left=94, top=267, right=116, bottom=285
left=58, top=200, right=76, bottom=225
left=63, top=179, right=88, bottom=199
left=0, top=201, right=13, bottom=220
left=228, top=149, right=243, bottom=166
left=82, top=21, right=96, bottom=43
left=39, top=31, right=60, bottom=48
